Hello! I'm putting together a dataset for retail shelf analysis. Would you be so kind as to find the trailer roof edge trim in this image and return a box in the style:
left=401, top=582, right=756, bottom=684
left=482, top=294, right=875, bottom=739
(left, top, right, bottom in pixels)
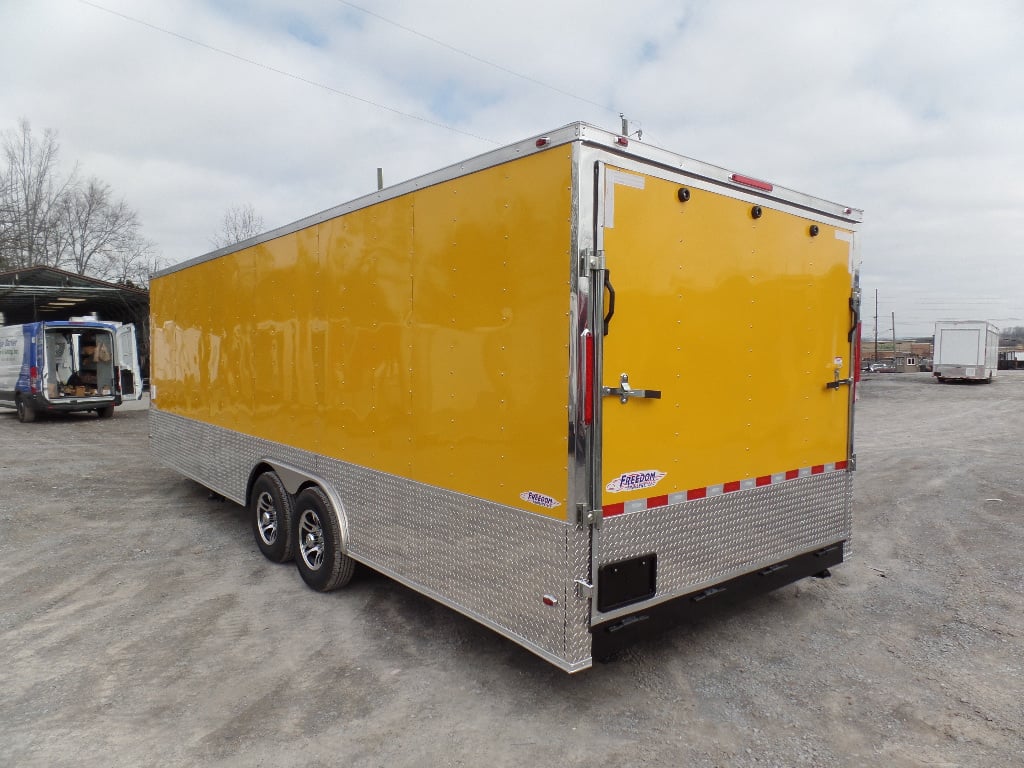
left=156, top=121, right=862, bottom=279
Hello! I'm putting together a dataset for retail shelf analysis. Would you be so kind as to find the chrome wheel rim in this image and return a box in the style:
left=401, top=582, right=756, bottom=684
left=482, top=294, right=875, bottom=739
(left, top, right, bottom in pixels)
left=298, top=509, right=324, bottom=570
left=255, top=491, right=277, bottom=545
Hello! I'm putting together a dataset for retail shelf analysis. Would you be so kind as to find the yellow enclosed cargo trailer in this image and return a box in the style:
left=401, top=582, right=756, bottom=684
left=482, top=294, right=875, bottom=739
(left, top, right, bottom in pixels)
left=150, top=123, right=862, bottom=672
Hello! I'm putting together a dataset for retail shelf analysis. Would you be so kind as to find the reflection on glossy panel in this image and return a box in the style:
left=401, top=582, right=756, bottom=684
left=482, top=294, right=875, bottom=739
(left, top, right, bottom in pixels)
left=151, top=147, right=575, bottom=518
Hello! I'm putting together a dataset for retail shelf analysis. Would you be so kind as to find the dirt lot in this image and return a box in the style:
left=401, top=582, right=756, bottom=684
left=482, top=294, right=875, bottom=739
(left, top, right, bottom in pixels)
left=1, top=375, right=1022, bottom=768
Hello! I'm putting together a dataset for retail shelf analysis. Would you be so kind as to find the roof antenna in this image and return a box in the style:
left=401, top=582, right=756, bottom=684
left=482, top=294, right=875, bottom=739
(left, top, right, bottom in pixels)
left=619, top=113, right=642, bottom=141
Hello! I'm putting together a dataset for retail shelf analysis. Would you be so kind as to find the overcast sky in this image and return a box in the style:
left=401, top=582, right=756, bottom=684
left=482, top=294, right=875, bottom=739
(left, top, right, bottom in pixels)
left=3, top=0, right=1022, bottom=337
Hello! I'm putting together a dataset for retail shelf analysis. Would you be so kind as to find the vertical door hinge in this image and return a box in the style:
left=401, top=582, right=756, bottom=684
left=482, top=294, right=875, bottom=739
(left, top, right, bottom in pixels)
left=574, top=578, right=594, bottom=599
left=576, top=502, right=601, bottom=528
left=579, top=248, right=605, bottom=275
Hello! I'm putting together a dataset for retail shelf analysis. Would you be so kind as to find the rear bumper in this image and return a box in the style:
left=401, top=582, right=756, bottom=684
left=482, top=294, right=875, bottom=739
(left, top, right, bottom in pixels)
left=934, top=365, right=991, bottom=381
left=590, top=466, right=852, bottom=661
left=30, top=392, right=120, bottom=412
left=591, top=542, right=845, bottom=659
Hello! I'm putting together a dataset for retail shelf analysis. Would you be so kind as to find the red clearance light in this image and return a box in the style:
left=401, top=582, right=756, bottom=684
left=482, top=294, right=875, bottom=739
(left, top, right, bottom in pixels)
left=730, top=173, right=773, bottom=192
left=535, top=137, right=549, bottom=147
left=615, top=136, right=629, bottom=146
left=583, top=331, right=594, bottom=425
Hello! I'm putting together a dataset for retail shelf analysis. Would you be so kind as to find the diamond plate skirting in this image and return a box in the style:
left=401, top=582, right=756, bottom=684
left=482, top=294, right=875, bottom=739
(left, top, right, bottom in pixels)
left=149, top=408, right=594, bottom=671
left=150, top=407, right=851, bottom=668
left=594, top=470, right=853, bottom=622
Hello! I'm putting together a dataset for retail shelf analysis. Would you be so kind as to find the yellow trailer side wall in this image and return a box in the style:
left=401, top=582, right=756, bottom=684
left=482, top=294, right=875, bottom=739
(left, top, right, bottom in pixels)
left=151, top=148, right=572, bottom=516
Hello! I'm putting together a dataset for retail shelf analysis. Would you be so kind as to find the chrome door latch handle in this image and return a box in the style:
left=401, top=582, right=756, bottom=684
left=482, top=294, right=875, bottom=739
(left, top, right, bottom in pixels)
left=602, top=372, right=662, bottom=404
left=826, top=370, right=854, bottom=390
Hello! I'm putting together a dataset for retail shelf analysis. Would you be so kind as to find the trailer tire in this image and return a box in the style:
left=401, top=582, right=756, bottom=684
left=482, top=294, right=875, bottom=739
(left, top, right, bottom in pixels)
left=97, top=405, right=115, bottom=419
left=16, top=397, right=36, bottom=423
left=250, top=472, right=295, bottom=563
left=294, top=486, right=354, bottom=592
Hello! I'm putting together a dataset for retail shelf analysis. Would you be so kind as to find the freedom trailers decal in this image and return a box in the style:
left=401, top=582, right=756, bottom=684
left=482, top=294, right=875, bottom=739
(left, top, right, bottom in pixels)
left=520, top=491, right=561, bottom=509
left=606, top=470, right=667, bottom=494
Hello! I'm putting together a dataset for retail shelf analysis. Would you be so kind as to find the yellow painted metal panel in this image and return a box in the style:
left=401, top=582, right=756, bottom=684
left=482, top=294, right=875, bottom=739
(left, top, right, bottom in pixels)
left=153, top=229, right=320, bottom=440
left=600, top=167, right=854, bottom=507
left=246, top=228, right=322, bottom=445
left=316, top=198, right=416, bottom=473
left=410, top=149, right=573, bottom=515
left=151, top=147, right=573, bottom=517
left=151, top=256, right=217, bottom=420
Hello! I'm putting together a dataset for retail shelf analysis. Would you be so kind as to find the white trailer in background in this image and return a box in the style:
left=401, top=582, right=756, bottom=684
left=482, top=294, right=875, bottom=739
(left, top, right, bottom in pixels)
left=933, top=321, right=999, bottom=383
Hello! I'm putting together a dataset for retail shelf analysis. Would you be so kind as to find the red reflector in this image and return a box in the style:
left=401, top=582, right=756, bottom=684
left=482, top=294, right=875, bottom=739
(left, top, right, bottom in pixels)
left=811, top=465, right=825, bottom=475
left=603, top=503, right=625, bottom=517
left=854, top=322, right=862, bottom=386
left=615, top=136, right=629, bottom=146
left=30, top=366, right=38, bottom=378
left=785, top=469, right=800, bottom=480
left=535, top=137, right=549, bottom=147
left=723, top=480, right=742, bottom=493
left=648, top=494, right=668, bottom=509
left=836, top=460, right=848, bottom=470
left=542, top=595, right=558, bottom=606
left=583, top=331, right=594, bottom=425
left=756, top=475, right=772, bottom=487
left=686, top=487, right=707, bottom=501
left=730, top=173, right=773, bottom=192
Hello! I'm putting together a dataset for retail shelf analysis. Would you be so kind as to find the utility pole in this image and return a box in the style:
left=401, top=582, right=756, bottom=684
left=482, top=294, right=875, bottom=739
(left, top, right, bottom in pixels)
left=892, top=311, right=897, bottom=361
left=874, top=289, right=879, bottom=362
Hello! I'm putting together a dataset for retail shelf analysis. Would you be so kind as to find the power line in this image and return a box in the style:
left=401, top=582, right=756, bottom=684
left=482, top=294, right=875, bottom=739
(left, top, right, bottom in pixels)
left=76, top=0, right=500, bottom=146
left=335, top=0, right=617, bottom=115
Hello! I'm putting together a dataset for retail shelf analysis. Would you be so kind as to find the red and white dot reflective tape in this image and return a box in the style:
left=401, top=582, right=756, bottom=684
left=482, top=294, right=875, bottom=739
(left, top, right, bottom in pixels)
left=602, top=460, right=849, bottom=518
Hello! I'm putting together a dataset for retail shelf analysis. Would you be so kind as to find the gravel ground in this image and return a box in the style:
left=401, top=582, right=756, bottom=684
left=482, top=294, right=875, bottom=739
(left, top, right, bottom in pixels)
left=1, top=376, right=1022, bottom=767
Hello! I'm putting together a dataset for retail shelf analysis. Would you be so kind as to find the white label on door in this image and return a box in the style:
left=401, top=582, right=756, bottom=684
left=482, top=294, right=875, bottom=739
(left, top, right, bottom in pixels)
left=604, top=169, right=645, bottom=229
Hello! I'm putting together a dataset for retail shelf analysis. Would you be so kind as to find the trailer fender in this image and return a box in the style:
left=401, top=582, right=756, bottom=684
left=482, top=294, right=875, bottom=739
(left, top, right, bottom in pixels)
left=254, top=458, right=352, bottom=555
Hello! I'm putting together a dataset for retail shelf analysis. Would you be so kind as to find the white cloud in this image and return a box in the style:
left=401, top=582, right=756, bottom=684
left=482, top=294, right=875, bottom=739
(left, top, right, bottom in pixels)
left=2, top=0, right=1022, bottom=334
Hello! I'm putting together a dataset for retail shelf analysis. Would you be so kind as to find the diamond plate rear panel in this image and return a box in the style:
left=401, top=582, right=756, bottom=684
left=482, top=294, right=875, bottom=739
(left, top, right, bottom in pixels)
left=595, top=471, right=852, bottom=621
left=150, top=408, right=593, bottom=671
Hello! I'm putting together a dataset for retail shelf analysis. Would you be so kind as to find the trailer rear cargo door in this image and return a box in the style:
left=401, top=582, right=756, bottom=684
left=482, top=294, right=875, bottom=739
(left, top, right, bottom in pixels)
left=595, top=163, right=855, bottom=520
left=937, top=328, right=983, bottom=365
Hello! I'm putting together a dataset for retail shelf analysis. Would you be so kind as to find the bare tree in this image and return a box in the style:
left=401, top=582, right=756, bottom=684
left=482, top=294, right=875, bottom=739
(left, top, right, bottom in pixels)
left=107, top=235, right=163, bottom=288
left=59, top=177, right=141, bottom=277
left=1001, top=326, right=1024, bottom=344
left=0, top=196, right=17, bottom=267
left=211, top=203, right=264, bottom=249
left=0, top=119, right=77, bottom=269
left=0, top=117, right=164, bottom=283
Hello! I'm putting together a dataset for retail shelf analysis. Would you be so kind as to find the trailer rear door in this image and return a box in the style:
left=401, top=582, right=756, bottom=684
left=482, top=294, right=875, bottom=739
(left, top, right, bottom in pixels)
left=595, top=164, right=856, bottom=516
left=937, top=327, right=983, bottom=366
